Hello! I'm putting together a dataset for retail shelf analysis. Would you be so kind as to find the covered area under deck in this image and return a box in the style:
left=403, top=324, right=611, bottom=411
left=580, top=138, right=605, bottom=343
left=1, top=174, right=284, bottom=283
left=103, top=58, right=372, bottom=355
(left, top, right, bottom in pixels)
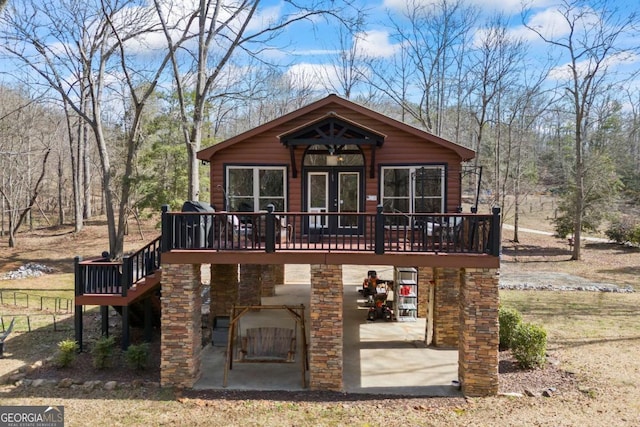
left=196, top=266, right=461, bottom=396
left=160, top=259, right=499, bottom=397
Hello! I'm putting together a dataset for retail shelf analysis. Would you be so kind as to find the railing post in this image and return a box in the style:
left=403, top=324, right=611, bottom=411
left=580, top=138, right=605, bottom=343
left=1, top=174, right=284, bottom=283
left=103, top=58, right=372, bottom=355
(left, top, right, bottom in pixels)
left=265, top=204, right=276, bottom=253
left=74, top=256, right=82, bottom=297
left=161, top=204, right=170, bottom=252
left=121, top=256, right=132, bottom=297
left=74, top=256, right=84, bottom=351
left=375, top=204, right=385, bottom=255
left=490, top=207, right=501, bottom=256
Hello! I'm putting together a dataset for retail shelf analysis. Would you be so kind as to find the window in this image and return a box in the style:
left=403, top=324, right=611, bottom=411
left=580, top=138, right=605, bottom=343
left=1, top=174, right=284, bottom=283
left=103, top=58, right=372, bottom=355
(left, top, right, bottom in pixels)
left=227, top=167, right=286, bottom=212
left=381, top=166, right=444, bottom=216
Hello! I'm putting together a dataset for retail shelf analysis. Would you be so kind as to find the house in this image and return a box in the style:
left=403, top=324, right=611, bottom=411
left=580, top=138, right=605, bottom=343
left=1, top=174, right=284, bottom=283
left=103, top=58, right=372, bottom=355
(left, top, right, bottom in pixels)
left=75, top=94, right=501, bottom=397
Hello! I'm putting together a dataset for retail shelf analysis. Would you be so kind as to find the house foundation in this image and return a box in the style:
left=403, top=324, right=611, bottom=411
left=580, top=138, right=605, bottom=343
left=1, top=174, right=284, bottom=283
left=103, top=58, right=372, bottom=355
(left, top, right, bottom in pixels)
left=459, top=267, right=499, bottom=396
left=261, top=265, right=277, bottom=297
left=209, top=264, right=238, bottom=318
left=238, top=264, right=261, bottom=305
left=160, top=263, right=203, bottom=388
left=309, top=264, right=343, bottom=392
left=432, top=267, right=460, bottom=348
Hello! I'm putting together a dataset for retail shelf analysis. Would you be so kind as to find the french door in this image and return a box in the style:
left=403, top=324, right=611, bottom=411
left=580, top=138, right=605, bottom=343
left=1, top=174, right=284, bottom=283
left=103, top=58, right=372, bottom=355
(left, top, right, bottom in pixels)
left=307, top=170, right=362, bottom=234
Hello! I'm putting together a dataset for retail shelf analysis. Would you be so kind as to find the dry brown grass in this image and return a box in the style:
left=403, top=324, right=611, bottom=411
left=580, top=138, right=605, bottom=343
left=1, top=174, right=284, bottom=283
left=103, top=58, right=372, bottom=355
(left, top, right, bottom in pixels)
left=1, top=214, right=640, bottom=426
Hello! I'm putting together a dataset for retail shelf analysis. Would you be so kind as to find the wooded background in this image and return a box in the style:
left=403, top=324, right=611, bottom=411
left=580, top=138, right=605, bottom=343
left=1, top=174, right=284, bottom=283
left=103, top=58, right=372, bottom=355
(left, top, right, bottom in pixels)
left=0, top=0, right=638, bottom=260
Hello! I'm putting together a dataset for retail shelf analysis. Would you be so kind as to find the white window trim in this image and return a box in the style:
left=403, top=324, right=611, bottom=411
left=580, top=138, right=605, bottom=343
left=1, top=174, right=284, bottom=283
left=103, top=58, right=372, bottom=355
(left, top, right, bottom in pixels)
left=226, top=166, right=287, bottom=211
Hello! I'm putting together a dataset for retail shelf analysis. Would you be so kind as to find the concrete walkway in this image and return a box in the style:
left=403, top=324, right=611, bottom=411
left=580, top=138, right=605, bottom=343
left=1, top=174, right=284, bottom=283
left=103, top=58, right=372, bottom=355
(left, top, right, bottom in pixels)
left=195, top=265, right=461, bottom=396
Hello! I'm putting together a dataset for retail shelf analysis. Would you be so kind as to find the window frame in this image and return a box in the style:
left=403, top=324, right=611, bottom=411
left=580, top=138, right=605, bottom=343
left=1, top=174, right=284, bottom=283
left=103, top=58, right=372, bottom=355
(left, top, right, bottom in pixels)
left=380, top=165, right=445, bottom=214
left=225, top=165, right=287, bottom=212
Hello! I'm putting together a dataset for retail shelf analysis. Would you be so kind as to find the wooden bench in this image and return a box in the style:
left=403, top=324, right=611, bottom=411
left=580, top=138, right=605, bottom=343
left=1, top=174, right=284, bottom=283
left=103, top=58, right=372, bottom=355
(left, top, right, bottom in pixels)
left=239, top=327, right=296, bottom=363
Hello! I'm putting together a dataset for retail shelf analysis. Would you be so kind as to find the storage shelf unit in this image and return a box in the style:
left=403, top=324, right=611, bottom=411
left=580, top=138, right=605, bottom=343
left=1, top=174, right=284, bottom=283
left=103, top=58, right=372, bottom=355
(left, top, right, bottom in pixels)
left=394, top=267, right=417, bottom=322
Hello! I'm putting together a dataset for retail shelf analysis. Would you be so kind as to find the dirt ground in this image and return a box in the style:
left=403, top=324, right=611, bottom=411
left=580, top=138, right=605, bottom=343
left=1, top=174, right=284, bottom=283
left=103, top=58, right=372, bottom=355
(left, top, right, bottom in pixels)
left=1, top=214, right=640, bottom=426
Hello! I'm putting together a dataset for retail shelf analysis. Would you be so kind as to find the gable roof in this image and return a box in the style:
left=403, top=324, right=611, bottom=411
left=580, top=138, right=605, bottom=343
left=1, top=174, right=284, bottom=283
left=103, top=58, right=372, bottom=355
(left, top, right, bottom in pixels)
left=197, top=94, right=475, bottom=161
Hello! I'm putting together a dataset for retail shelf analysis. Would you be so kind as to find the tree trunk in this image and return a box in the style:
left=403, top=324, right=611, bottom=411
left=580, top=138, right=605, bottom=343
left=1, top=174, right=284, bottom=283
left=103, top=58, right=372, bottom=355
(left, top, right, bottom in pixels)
left=58, top=153, right=65, bottom=226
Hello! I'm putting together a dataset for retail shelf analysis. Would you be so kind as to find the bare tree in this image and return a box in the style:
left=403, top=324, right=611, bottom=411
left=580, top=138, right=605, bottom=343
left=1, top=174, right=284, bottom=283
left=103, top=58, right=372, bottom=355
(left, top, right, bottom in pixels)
left=319, top=12, right=369, bottom=99
left=525, top=0, right=640, bottom=260
left=376, top=0, right=477, bottom=135
left=154, top=0, right=355, bottom=201
left=469, top=15, right=527, bottom=205
left=0, top=0, right=189, bottom=257
left=0, top=87, right=53, bottom=247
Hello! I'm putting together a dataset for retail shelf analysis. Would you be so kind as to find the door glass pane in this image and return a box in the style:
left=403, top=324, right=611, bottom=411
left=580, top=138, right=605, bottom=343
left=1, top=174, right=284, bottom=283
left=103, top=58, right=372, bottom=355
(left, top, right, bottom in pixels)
left=339, top=172, right=358, bottom=228
left=309, top=173, right=327, bottom=228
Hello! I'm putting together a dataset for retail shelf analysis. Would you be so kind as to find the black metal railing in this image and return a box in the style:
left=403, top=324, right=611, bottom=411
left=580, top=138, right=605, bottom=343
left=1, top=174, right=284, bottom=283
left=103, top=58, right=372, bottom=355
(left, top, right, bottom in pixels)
left=74, top=236, right=162, bottom=297
left=160, top=204, right=501, bottom=256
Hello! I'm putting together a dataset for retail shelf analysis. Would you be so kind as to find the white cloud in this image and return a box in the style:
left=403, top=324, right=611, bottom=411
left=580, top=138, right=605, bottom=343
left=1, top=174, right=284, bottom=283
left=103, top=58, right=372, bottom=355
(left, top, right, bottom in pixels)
left=383, top=0, right=555, bottom=15
left=549, top=51, right=640, bottom=81
left=515, top=7, right=572, bottom=41
left=355, top=30, right=400, bottom=58
left=286, top=63, right=337, bottom=91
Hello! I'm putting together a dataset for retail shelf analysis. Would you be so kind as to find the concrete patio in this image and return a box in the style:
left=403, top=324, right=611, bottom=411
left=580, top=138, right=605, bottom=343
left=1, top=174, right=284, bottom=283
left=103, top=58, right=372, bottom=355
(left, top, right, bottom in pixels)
left=195, top=265, right=460, bottom=396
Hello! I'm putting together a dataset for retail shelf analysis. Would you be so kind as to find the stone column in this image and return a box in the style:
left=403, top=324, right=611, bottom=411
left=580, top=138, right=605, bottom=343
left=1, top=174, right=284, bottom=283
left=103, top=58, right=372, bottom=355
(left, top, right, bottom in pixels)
left=160, top=263, right=202, bottom=388
left=238, top=264, right=262, bottom=306
left=261, top=265, right=277, bottom=297
left=417, top=267, right=433, bottom=318
left=418, top=267, right=435, bottom=345
left=309, top=264, right=343, bottom=392
left=459, top=268, right=499, bottom=397
left=432, top=267, right=460, bottom=348
left=210, top=264, right=238, bottom=318
left=274, top=264, right=285, bottom=287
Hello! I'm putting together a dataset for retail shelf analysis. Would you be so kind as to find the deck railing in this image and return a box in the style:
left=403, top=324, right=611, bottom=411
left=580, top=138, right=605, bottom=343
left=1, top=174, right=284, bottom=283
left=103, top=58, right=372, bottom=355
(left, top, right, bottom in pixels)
left=74, top=236, right=162, bottom=296
left=160, top=205, right=501, bottom=256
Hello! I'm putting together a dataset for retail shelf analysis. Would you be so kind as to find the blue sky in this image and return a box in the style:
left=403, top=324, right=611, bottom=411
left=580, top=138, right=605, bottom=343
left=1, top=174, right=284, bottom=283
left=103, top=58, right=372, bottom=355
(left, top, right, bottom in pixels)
left=1, top=0, right=638, bottom=104
left=266, top=0, right=640, bottom=95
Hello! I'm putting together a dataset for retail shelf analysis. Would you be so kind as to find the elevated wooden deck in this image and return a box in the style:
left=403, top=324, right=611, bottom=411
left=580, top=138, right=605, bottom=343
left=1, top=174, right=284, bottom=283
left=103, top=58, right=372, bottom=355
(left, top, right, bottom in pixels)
left=74, top=237, right=162, bottom=350
left=159, top=206, right=501, bottom=268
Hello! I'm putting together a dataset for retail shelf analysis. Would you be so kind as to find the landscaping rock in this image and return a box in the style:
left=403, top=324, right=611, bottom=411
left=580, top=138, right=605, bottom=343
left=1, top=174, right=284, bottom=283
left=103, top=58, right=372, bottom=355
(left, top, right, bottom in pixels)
left=104, top=380, right=118, bottom=390
left=542, top=387, right=556, bottom=397
left=58, top=378, right=74, bottom=388
left=83, top=380, right=102, bottom=390
left=499, top=392, right=524, bottom=398
left=31, top=379, right=46, bottom=387
left=524, top=389, right=541, bottom=397
left=9, top=373, right=26, bottom=383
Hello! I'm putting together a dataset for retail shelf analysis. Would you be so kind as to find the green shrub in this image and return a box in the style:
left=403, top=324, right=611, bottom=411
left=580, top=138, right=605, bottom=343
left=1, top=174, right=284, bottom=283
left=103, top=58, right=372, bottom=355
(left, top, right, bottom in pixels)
left=125, top=343, right=149, bottom=370
left=54, top=339, right=79, bottom=368
left=630, top=224, right=640, bottom=246
left=511, top=322, right=547, bottom=369
left=499, top=307, right=523, bottom=350
left=605, top=217, right=636, bottom=243
left=91, top=336, right=116, bottom=369
left=553, top=215, right=574, bottom=239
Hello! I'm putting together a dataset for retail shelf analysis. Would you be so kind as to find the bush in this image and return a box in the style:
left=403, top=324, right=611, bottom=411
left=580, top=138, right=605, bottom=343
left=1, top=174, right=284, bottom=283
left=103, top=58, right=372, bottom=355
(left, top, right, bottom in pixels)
left=630, top=224, right=640, bottom=246
left=553, top=215, right=574, bottom=239
left=91, top=336, right=116, bottom=369
left=499, top=307, right=523, bottom=350
left=54, top=339, right=79, bottom=368
left=605, top=217, right=636, bottom=244
left=125, top=343, right=149, bottom=370
left=511, top=322, right=547, bottom=369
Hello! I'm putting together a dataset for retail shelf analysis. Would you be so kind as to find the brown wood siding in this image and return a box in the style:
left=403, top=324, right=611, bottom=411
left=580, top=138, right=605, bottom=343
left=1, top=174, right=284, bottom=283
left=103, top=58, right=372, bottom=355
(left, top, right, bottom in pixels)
left=208, top=101, right=466, bottom=213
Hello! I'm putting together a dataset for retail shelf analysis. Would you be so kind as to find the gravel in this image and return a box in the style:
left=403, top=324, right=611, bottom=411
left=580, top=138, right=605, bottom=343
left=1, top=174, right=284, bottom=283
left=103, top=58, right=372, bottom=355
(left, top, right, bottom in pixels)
left=0, top=263, right=54, bottom=280
left=499, top=272, right=635, bottom=293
